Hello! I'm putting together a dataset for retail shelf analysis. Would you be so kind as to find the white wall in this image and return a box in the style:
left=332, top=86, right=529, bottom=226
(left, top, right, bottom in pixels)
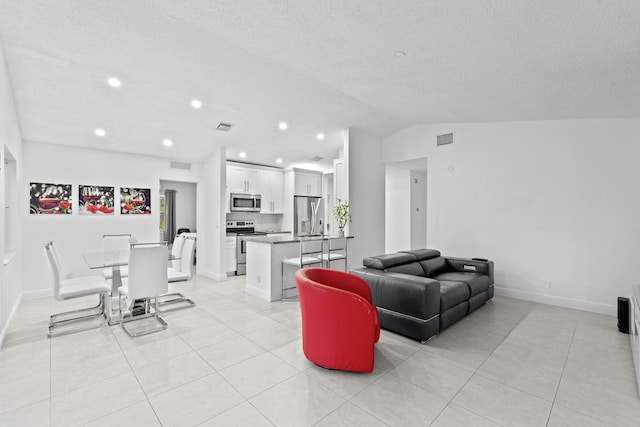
left=410, top=170, right=427, bottom=249
left=385, top=166, right=411, bottom=253
left=348, top=128, right=386, bottom=270
left=197, top=147, right=227, bottom=280
left=383, top=118, right=640, bottom=315
left=22, top=141, right=200, bottom=297
left=0, top=36, right=24, bottom=345
left=160, top=180, right=197, bottom=234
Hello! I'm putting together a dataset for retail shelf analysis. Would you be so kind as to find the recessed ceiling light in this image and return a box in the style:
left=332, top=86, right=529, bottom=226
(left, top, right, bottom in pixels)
left=163, top=139, right=173, bottom=147
left=316, top=133, right=325, bottom=141
left=276, top=158, right=283, bottom=164
left=278, top=122, right=288, bottom=131
left=239, top=152, right=247, bottom=158
left=107, top=77, right=121, bottom=88
left=191, top=99, right=202, bottom=109
left=94, top=128, right=106, bottom=137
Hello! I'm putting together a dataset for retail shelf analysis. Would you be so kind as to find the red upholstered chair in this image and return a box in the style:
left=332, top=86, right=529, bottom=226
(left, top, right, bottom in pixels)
left=295, top=267, right=380, bottom=373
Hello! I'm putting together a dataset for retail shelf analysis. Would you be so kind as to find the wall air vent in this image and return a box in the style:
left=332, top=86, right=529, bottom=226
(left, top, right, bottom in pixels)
left=170, top=161, right=192, bottom=171
left=216, top=122, right=233, bottom=132
left=437, top=132, right=454, bottom=146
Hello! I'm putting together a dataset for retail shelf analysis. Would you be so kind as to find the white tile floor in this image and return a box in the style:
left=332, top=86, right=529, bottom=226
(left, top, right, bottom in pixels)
left=1, top=275, right=639, bottom=426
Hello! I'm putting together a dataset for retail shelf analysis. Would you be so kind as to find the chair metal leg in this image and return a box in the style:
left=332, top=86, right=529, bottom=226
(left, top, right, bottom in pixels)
left=154, top=293, right=196, bottom=312
left=48, top=293, right=108, bottom=338
left=120, top=296, right=168, bottom=337
left=49, top=294, right=104, bottom=325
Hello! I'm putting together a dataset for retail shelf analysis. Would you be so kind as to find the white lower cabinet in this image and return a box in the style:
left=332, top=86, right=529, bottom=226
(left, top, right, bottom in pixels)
left=226, top=236, right=236, bottom=274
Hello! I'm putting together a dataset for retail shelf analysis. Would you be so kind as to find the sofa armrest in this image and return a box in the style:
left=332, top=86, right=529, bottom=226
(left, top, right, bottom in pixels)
left=351, top=268, right=440, bottom=320
left=444, top=257, right=494, bottom=285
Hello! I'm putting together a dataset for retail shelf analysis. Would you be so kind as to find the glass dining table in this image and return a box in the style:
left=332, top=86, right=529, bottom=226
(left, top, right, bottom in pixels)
left=82, top=248, right=178, bottom=324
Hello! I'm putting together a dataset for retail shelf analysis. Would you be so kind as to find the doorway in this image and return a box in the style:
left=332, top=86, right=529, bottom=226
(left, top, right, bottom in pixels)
left=385, top=158, right=427, bottom=253
left=159, top=180, right=197, bottom=243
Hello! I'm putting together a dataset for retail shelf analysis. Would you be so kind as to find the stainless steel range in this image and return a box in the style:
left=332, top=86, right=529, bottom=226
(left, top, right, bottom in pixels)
left=226, top=220, right=267, bottom=275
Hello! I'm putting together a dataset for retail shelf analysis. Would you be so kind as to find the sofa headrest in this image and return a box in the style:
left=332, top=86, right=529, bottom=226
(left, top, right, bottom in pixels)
left=363, top=253, right=416, bottom=270
left=399, top=249, right=441, bottom=261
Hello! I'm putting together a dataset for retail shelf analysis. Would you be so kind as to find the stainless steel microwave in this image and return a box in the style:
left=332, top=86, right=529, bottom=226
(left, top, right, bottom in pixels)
left=230, top=193, right=262, bottom=212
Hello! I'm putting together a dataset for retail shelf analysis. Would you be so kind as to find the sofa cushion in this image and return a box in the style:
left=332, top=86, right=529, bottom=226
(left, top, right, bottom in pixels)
left=419, top=257, right=448, bottom=277
left=352, top=270, right=440, bottom=320
left=386, top=262, right=426, bottom=277
left=434, top=272, right=491, bottom=297
left=363, top=253, right=416, bottom=270
left=439, top=281, right=469, bottom=312
left=400, top=249, right=441, bottom=261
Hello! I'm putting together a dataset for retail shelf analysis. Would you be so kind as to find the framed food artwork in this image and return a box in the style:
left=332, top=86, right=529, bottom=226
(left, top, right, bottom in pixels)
left=120, top=187, right=151, bottom=214
left=79, top=185, right=115, bottom=215
left=29, top=182, right=72, bottom=215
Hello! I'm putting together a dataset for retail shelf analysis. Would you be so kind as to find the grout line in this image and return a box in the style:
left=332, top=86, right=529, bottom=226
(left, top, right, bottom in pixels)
left=545, top=326, right=576, bottom=426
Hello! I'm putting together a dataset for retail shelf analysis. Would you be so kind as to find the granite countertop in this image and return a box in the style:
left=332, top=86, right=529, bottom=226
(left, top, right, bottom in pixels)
left=246, top=234, right=353, bottom=245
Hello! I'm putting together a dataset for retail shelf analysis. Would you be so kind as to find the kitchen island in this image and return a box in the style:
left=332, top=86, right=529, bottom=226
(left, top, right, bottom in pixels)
left=245, top=235, right=353, bottom=301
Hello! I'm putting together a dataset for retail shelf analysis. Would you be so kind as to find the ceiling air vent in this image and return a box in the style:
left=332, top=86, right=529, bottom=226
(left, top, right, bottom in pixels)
left=216, top=122, right=233, bottom=132
left=170, top=161, right=191, bottom=171
left=437, top=132, right=454, bottom=146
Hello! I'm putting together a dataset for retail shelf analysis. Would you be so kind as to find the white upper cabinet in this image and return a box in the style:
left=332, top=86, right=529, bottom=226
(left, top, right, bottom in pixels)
left=227, top=164, right=260, bottom=194
left=294, top=170, right=322, bottom=197
left=260, top=169, right=284, bottom=214
left=226, top=162, right=284, bottom=214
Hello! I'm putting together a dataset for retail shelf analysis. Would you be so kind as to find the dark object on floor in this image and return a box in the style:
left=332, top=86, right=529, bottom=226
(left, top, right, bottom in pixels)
left=618, top=296, right=630, bottom=334
left=131, top=299, right=146, bottom=317
left=351, top=249, right=494, bottom=342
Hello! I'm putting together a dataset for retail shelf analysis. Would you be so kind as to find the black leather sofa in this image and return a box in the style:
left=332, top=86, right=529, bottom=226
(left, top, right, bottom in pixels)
left=351, top=249, right=494, bottom=342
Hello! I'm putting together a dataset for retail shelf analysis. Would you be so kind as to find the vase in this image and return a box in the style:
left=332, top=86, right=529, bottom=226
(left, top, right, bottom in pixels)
left=338, top=227, right=345, bottom=237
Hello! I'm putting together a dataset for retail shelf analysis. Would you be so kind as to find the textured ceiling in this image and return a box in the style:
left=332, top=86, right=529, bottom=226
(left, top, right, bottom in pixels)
left=0, top=0, right=638, bottom=168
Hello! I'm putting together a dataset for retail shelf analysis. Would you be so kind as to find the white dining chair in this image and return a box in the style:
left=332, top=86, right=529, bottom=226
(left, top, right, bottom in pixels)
left=158, top=236, right=196, bottom=311
left=118, top=243, right=169, bottom=337
left=168, top=234, right=185, bottom=272
left=45, top=241, right=111, bottom=337
left=102, top=234, right=134, bottom=280
left=168, top=236, right=195, bottom=282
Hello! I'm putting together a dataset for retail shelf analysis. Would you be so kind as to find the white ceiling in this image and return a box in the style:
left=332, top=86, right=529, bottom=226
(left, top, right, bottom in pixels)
left=1, top=1, right=638, bottom=170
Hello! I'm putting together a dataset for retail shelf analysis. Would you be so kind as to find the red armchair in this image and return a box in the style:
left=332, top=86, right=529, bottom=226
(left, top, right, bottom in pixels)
left=295, top=267, right=380, bottom=373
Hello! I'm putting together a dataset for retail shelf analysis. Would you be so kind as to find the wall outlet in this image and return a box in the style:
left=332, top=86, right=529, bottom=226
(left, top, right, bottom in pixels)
left=543, top=280, right=551, bottom=289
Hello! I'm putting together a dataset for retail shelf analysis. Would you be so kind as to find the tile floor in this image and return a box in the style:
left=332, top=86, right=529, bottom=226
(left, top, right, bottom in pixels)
left=1, top=275, right=639, bottom=426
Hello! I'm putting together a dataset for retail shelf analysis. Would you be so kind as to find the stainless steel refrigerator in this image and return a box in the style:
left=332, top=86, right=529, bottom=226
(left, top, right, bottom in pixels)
left=294, top=196, right=324, bottom=236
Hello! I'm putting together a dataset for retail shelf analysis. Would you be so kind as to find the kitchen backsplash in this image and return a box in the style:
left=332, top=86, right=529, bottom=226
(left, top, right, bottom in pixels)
left=226, top=212, right=284, bottom=231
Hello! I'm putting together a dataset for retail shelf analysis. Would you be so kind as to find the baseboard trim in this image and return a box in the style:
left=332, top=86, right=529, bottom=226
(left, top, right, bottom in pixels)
left=245, top=284, right=271, bottom=301
left=494, top=286, right=616, bottom=316
left=198, top=268, right=227, bottom=281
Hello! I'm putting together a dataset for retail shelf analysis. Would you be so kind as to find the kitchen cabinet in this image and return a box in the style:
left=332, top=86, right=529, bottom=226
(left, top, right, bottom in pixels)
left=294, top=170, right=322, bottom=197
left=227, top=164, right=259, bottom=194
left=226, top=236, right=237, bottom=274
left=226, top=162, right=284, bottom=213
left=260, top=170, right=284, bottom=214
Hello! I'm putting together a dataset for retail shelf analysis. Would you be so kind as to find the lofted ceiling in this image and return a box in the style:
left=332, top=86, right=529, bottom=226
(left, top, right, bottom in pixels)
left=0, top=0, right=638, bottom=170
